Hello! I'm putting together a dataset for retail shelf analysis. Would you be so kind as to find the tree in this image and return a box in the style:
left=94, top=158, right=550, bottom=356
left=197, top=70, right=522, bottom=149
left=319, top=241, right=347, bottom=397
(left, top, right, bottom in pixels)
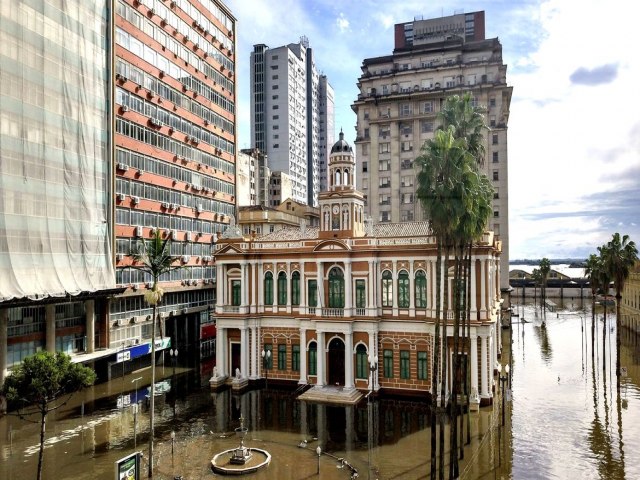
left=584, top=253, right=603, bottom=363
left=131, top=227, right=180, bottom=478
left=1, top=351, right=96, bottom=480
left=600, top=233, right=638, bottom=380
left=538, top=258, right=551, bottom=311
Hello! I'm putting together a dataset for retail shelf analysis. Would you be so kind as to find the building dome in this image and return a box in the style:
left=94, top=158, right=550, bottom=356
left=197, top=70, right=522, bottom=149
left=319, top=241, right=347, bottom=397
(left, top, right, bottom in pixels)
left=330, top=129, right=352, bottom=154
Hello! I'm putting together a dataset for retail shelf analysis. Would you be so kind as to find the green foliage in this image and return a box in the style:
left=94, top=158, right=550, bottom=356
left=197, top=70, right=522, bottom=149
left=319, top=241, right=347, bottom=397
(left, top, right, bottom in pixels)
left=1, top=351, right=95, bottom=411
left=131, top=227, right=178, bottom=287
left=600, top=233, right=638, bottom=296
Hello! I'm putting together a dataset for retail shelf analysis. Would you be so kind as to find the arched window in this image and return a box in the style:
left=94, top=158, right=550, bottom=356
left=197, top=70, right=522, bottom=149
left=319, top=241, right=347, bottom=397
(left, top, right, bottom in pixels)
left=308, top=341, right=317, bottom=375
left=356, top=344, right=368, bottom=379
left=278, top=271, right=287, bottom=305
left=328, top=267, right=345, bottom=308
left=291, top=271, right=300, bottom=305
left=415, top=271, right=427, bottom=308
left=398, top=270, right=409, bottom=308
left=231, top=280, right=241, bottom=306
left=335, top=169, right=342, bottom=186
left=382, top=270, right=393, bottom=307
left=264, top=272, right=273, bottom=305
left=344, top=169, right=350, bottom=186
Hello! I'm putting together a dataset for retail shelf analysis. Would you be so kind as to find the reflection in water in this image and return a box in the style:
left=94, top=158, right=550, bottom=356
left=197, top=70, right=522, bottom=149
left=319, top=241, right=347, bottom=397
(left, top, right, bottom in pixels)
left=2, top=303, right=640, bottom=479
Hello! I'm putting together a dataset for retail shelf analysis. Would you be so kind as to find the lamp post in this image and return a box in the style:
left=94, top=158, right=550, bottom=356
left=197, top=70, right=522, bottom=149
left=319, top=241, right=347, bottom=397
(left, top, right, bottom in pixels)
left=367, top=354, right=378, bottom=479
left=499, top=364, right=510, bottom=426
left=170, top=430, right=175, bottom=457
left=169, top=348, right=178, bottom=422
left=131, top=376, right=142, bottom=448
left=261, top=349, right=271, bottom=388
left=316, top=446, right=321, bottom=475
left=170, top=347, right=179, bottom=376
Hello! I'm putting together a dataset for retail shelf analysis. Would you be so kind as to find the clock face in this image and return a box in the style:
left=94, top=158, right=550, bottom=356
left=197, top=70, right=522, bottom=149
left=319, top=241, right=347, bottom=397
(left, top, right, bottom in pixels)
left=333, top=205, right=340, bottom=214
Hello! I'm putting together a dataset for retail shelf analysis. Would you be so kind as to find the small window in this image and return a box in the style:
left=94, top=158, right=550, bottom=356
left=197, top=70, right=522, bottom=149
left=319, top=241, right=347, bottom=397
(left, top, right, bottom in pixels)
left=493, top=170, right=499, bottom=181
left=400, top=350, right=410, bottom=379
left=356, top=344, right=368, bottom=379
left=492, top=133, right=498, bottom=145
left=278, top=344, right=286, bottom=370
left=292, top=344, right=300, bottom=371
left=383, top=349, right=393, bottom=378
left=492, top=151, right=499, bottom=163
left=417, top=351, right=428, bottom=380
left=494, top=210, right=499, bottom=218
left=308, top=342, right=317, bottom=375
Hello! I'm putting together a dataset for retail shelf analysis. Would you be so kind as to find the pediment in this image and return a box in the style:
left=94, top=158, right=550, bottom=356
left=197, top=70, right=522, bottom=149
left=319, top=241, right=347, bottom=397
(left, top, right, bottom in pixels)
left=313, top=239, right=350, bottom=252
left=216, top=244, right=244, bottom=255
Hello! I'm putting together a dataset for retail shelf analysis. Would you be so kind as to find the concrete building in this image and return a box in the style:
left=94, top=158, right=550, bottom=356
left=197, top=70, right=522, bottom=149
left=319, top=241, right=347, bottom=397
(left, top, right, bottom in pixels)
left=318, top=76, right=335, bottom=192
left=238, top=200, right=320, bottom=237
left=0, top=0, right=236, bottom=388
left=250, top=38, right=334, bottom=207
left=621, top=261, right=640, bottom=333
left=212, top=132, right=502, bottom=405
left=112, top=0, right=236, bottom=374
left=352, top=11, right=512, bottom=289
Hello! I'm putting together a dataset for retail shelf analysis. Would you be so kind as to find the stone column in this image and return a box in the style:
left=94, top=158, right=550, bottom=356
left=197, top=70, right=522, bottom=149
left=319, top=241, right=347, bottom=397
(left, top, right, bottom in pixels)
left=300, top=262, right=306, bottom=313
left=480, top=259, right=486, bottom=319
left=345, top=331, right=354, bottom=389
left=470, top=334, right=479, bottom=399
left=216, top=263, right=224, bottom=313
left=216, top=327, right=226, bottom=377
left=316, top=261, right=323, bottom=316
left=368, top=260, right=375, bottom=314
left=286, top=261, right=292, bottom=313
left=250, top=326, right=258, bottom=378
left=299, top=327, right=307, bottom=384
left=392, top=260, right=398, bottom=316
left=240, top=327, right=248, bottom=378
left=46, top=304, right=56, bottom=353
left=317, top=331, right=325, bottom=386
left=85, top=299, right=95, bottom=354
left=345, top=261, right=353, bottom=316
left=0, top=309, right=8, bottom=388
left=258, top=262, right=264, bottom=313
left=409, top=261, right=415, bottom=316
left=480, top=334, right=488, bottom=397
left=470, top=260, right=477, bottom=319
left=273, top=267, right=278, bottom=310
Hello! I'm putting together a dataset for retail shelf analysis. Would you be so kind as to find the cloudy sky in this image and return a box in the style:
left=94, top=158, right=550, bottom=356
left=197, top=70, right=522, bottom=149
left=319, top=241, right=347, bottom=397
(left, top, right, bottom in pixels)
left=225, top=0, right=640, bottom=260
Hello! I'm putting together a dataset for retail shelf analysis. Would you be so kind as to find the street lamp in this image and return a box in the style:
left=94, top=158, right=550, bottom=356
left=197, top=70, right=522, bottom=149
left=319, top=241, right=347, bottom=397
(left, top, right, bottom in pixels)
left=169, top=348, right=179, bottom=376
left=368, top=354, right=378, bottom=391
left=367, top=354, right=378, bottom=480
left=131, top=376, right=142, bottom=448
left=316, top=446, right=322, bottom=475
left=261, top=349, right=271, bottom=387
left=170, top=430, right=175, bottom=457
left=499, top=364, right=510, bottom=426
left=169, top=348, right=178, bottom=422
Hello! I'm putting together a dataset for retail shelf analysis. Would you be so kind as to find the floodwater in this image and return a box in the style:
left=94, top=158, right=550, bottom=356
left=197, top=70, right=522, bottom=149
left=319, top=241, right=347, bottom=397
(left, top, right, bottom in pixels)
left=1, top=301, right=639, bottom=479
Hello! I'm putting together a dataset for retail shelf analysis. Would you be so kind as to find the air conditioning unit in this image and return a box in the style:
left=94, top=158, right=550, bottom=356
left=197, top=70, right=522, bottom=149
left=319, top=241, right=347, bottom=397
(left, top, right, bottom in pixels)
left=121, top=105, right=129, bottom=112
left=191, top=280, right=197, bottom=286
left=170, top=203, right=177, bottom=210
left=135, top=225, right=143, bottom=237
left=146, top=281, right=153, bottom=289
left=161, top=202, right=169, bottom=209
left=203, top=256, right=212, bottom=262
left=149, top=8, right=155, bottom=15
left=116, top=253, right=124, bottom=261
left=181, top=255, right=190, bottom=263
left=182, top=307, right=189, bottom=314
left=132, top=283, right=139, bottom=291
left=203, top=187, right=210, bottom=193
left=132, top=196, right=140, bottom=205
left=117, top=193, right=126, bottom=201
left=203, top=279, right=209, bottom=284
left=171, top=310, right=178, bottom=316
left=186, top=232, right=192, bottom=241
left=117, top=318, right=126, bottom=326
left=196, top=204, right=203, bottom=213
left=117, top=163, right=129, bottom=171
left=171, top=229, right=178, bottom=239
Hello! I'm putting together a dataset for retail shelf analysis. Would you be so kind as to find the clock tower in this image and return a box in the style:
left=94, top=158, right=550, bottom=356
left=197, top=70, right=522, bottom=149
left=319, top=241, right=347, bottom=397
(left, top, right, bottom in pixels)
left=318, top=130, right=366, bottom=239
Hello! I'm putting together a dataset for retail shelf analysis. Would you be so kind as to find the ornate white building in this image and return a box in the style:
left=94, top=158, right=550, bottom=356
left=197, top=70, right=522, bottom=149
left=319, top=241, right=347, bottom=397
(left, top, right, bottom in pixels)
left=213, top=132, right=502, bottom=405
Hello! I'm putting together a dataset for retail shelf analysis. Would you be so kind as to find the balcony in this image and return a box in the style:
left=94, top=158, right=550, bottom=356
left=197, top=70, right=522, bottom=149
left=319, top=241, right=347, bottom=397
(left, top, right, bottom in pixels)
left=322, top=308, right=344, bottom=318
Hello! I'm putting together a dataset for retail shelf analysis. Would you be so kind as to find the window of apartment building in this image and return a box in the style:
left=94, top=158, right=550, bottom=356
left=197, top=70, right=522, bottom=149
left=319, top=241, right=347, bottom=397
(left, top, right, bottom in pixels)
left=379, top=143, right=390, bottom=154
left=402, top=193, right=414, bottom=204
left=363, top=109, right=370, bottom=119
left=379, top=211, right=390, bottom=222
left=400, top=350, right=410, bottom=379
left=401, top=141, right=413, bottom=152
left=493, top=170, right=499, bottom=181
left=445, top=76, right=456, bottom=88
left=492, top=133, right=499, bottom=144
left=489, top=96, right=496, bottom=108
left=379, top=159, right=390, bottom=171
left=401, top=176, right=414, bottom=187
left=421, top=121, right=434, bottom=133
left=272, top=95, right=279, bottom=100
left=490, top=116, right=496, bottom=127
left=272, top=74, right=279, bottom=80
left=273, top=125, right=279, bottom=130
left=273, top=143, right=279, bottom=148
left=361, top=144, right=369, bottom=155
left=362, top=162, right=368, bottom=173
left=379, top=177, right=391, bottom=188
left=422, top=101, right=434, bottom=113
left=364, top=128, right=370, bottom=138
left=401, top=210, right=415, bottom=222
left=400, top=123, right=413, bottom=135
left=471, top=96, right=479, bottom=108
left=494, top=210, right=499, bottom=218
left=379, top=125, right=390, bottom=137
left=382, top=271, right=393, bottom=307
left=493, top=151, right=499, bottom=163
left=382, top=84, right=389, bottom=95
left=494, top=223, right=501, bottom=236
left=494, top=187, right=499, bottom=199
left=274, top=134, right=279, bottom=139
left=356, top=344, right=367, bottom=378
left=272, top=55, right=279, bottom=60
left=401, top=159, right=413, bottom=170
left=272, top=104, right=279, bottom=110
left=421, top=78, right=433, bottom=89
left=400, top=103, right=412, bottom=116
left=379, top=194, right=391, bottom=205
left=272, top=85, right=278, bottom=90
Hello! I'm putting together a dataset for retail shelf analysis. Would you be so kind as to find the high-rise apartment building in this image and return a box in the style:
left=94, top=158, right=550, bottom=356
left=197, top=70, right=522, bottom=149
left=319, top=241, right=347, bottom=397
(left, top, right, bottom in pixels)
left=113, top=0, right=236, bottom=372
left=352, top=11, right=512, bottom=288
left=250, top=38, right=334, bottom=207
left=0, top=0, right=236, bottom=388
left=318, top=75, right=335, bottom=192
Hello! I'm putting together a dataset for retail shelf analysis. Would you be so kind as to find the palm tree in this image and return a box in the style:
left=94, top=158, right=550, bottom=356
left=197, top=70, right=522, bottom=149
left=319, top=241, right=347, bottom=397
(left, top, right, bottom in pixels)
left=600, top=233, right=638, bottom=380
left=131, top=227, right=180, bottom=478
left=584, top=253, right=602, bottom=363
left=596, top=244, right=612, bottom=375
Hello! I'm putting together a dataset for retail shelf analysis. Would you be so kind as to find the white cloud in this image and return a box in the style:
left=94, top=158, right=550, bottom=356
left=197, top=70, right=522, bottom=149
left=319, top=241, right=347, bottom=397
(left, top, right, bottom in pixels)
left=336, top=13, right=349, bottom=32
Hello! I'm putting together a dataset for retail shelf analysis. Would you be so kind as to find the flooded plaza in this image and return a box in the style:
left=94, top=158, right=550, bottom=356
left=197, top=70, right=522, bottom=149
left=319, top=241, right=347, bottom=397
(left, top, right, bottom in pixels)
left=1, top=301, right=640, bottom=479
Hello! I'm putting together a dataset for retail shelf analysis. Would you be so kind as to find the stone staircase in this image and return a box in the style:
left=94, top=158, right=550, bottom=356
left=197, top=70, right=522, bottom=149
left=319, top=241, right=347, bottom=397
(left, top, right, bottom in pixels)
left=297, top=385, right=363, bottom=405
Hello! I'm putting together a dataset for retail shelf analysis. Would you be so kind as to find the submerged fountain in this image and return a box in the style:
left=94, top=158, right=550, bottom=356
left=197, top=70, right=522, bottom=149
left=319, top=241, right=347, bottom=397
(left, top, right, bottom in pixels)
left=211, top=414, right=271, bottom=475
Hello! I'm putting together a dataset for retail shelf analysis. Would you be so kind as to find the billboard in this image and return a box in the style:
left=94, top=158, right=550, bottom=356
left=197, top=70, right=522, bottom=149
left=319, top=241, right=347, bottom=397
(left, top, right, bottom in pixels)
left=115, top=452, right=141, bottom=480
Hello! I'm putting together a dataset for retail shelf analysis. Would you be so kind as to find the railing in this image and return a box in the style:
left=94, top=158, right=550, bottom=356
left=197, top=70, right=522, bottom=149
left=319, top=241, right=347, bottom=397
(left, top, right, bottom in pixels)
left=355, top=308, right=367, bottom=316
left=223, top=306, right=240, bottom=313
left=322, top=308, right=344, bottom=318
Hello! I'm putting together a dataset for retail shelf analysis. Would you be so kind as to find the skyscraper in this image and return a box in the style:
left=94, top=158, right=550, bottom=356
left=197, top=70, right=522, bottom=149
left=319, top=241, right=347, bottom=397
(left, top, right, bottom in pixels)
left=250, top=38, right=334, bottom=207
left=0, top=0, right=236, bottom=388
left=352, top=11, right=512, bottom=288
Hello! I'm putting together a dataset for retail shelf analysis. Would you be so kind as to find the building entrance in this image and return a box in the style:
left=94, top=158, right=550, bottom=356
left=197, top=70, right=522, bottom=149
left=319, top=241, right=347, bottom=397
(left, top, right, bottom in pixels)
left=328, top=337, right=345, bottom=386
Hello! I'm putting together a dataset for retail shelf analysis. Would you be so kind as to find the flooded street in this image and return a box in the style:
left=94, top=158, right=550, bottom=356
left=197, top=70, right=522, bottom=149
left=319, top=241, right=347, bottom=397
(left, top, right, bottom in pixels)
left=2, top=302, right=640, bottom=479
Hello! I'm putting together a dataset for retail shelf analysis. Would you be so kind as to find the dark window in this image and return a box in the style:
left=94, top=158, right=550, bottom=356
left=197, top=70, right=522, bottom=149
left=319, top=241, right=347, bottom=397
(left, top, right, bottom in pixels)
left=292, top=344, right=300, bottom=371
left=264, top=272, right=273, bottom=304
left=355, top=279, right=366, bottom=309
left=383, top=349, right=393, bottom=378
left=418, top=351, right=428, bottom=380
left=231, top=280, right=241, bottom=306
left=278, top=271, right=287, bottom=305
left=400, top=350, right=410, bottom=379
left=356, top=344, right=368, bottom=379
left=291, top=272, right=300, bottom=305
left=308, top=279, right=317, bottom=307
left=398, top=271, right=409, bottom=308
left=382, top=271, right=393, bottom=307
left=278, top=344, right=286, bottom=370
left=328, top=267, right=345, bottom=308
left=308, top=342, right=317, bottom=375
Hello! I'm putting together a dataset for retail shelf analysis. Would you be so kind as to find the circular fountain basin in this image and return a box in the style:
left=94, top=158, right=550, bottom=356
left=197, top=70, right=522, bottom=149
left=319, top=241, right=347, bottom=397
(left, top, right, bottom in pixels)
left=211, top=448, right=271, bottom=475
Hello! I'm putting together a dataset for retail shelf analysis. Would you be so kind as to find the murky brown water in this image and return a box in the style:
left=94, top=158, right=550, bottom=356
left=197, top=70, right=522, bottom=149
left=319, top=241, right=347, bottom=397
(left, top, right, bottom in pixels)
left=1, top=301, right=639, bottom=479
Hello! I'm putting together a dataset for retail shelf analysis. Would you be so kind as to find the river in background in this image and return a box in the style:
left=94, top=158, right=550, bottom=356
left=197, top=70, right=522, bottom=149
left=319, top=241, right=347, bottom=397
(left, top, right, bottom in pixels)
left=1, top=300, right=639, bottom=479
